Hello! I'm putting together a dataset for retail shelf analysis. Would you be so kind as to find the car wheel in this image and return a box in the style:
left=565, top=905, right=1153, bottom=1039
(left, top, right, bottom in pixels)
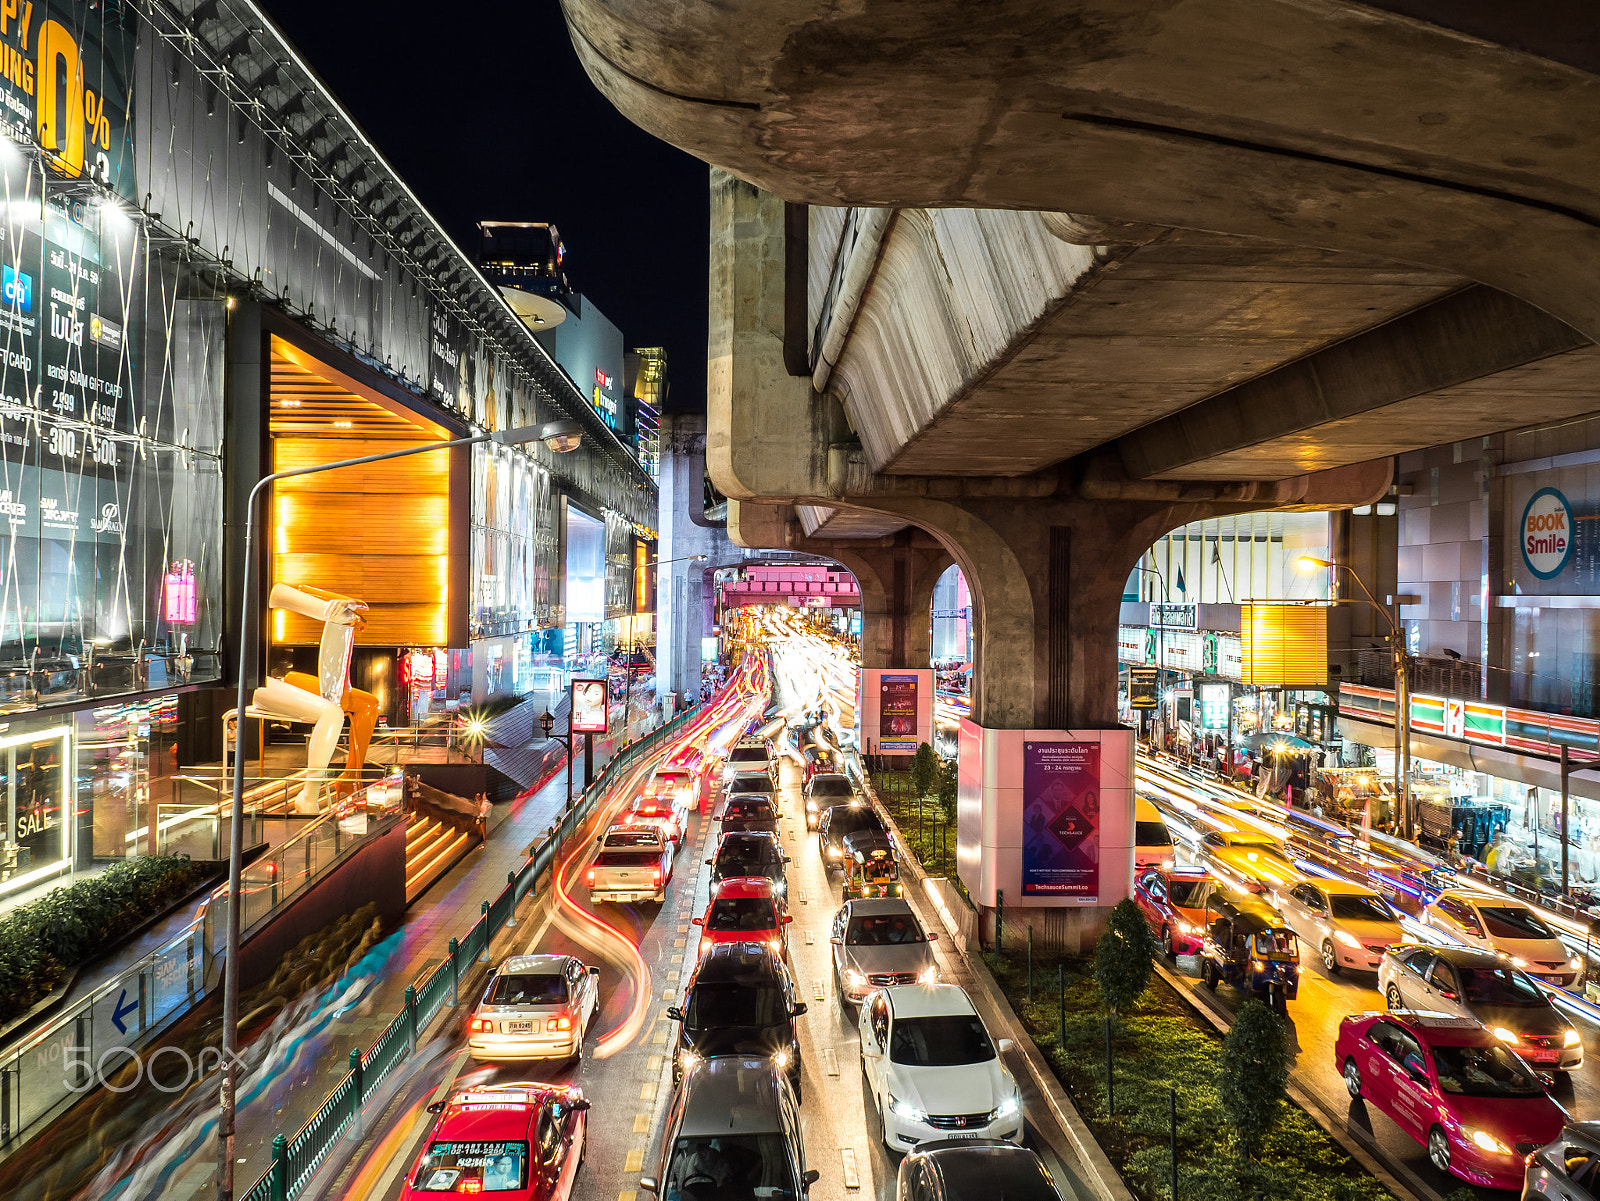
left=1321, top=940, right=1342, bottom=976
left=1201, top=961, right=1219, bottom=991
left=1160, top=926, right=1175, bottom=960
left=1386, top=984, right=1404, bottom=1012
left=1427, top=1126, right=1451, bottom=1175
left=1343, top=1057, right=1362, bottom=1099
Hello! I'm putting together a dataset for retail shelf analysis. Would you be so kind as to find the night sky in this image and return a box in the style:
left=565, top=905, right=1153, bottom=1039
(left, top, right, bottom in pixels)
left=260, top=0, right=711, bottom=414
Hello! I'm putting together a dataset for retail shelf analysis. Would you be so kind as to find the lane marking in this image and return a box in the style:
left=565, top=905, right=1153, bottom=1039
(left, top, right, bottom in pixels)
left=652, top=1028, right=667, bottom=1045
left=673, top=938, right=686, bottom=948
left=633, top=1113, right=650, bottom=1134
left=798, top=889, right=809, bottom=904
left=804, top=932, right=814, bottom=945
left=640, top=1080, right=658, bottom=1101
left=625, top=1149, right=645, bottom=1173
left=823, top=1048, right=839, bottom=1076
left=840, top=1147, right=861, bottom=1190
left=666, top=970, right=679, bottom=982
left=677, top=926, right=689, bottom=934
left=648, top=1055, right=662, bottom=1071
left=813, top=978, right=826, bottom=1000
left=661, top=988, right=675, bottom=1001
left=620, top=1192, right=638, bottom=1201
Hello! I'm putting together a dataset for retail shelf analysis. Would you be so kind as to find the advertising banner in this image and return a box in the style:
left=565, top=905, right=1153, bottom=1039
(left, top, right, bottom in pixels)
left=1128, top=665, right=1158, bottom=709
left=1021, top=741, right=1100, bottom=899
left=570, top=678, right=609, bottom=733
left=878, top=672, right=919, bottom=752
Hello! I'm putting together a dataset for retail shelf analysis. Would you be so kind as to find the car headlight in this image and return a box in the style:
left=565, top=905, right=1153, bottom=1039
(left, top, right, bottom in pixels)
left=768, top=939, right=783, bottom=954
left=887, top=1094, right=927, bottom=1123
left=773, top=1048, right=791, bottom=1070
left=679, top=1049, right=700, bottom=1071
left=1333, top=930, right=1362, bottom=949
left=775, top=882, right=787, bottom=894
left=826, top=847, right=840, bottom=859
left=1566, top=1028, right=1582, bottom=1047
left=1511, top=956, right=1529, bottom=969
left=917, top=965, right=939, bottom=985
left=1571, top=956, right=1585, bottom=971
left=806, top=800, right=818, bottom=812
left=700, top=937, right=714, bottom=957
left=845, top=969, right=865, bottom=987
left=1491, top=1026, right=1519, bottom=1045
left=989, top=1094, right=1020, bottom=1122
left=1470, top=1129, right=1512, bottom=1155
left=1175, top=920, right=1198, bottom=935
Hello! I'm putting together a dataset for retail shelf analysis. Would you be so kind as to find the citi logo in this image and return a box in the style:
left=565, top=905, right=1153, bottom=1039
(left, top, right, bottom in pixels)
left=3, top=266, right=31, bottom=313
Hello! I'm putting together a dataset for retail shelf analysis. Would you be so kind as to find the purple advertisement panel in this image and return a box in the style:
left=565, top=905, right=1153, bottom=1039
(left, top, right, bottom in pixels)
left=879, top=673, right=919, bottom=752
left=1021, top=742, right=1101, bottom=898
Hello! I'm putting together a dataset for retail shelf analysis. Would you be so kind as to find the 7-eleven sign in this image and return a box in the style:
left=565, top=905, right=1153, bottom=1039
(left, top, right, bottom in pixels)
left=1444, top=698, right=1465, bottom=740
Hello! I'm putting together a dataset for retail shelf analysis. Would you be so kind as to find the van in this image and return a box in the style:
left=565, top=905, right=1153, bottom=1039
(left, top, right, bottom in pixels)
left=641, top=1057, right=818, bottom=1201
left=1133, top=797, right=1175, bottom=870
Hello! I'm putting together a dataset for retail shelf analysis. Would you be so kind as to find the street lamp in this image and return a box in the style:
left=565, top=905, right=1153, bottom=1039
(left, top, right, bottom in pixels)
left=538, top=705, right=576, bottom=821
left=216, top=417, right=583, bottom=1200
left=1296, top=555, right=1417, bottom=839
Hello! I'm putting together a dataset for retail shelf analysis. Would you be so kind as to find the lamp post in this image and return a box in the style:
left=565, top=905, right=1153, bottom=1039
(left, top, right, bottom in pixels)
left=1297, top=555, right=1417, bottom=839
left=1130, top=563, right=1168, bottom=743
left=216, top=417, right=584, bottom=1200
left=538, top=706, right=576, bottom=818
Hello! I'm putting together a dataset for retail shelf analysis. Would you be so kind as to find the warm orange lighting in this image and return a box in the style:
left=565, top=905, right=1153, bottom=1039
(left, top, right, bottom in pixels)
left=1240, top=603, right=1328, bottom=686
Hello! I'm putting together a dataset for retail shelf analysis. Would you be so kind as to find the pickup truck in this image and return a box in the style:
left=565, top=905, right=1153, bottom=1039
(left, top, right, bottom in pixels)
left=587, top=823, right=675, bottom=904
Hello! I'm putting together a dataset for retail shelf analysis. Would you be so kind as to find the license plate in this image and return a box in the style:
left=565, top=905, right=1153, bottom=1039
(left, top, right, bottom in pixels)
left=1531, top=1049, right=1559, bottom=1062
left=1541, top=974, right=1564, bottom=984
left=507, top=1022, right=533, bottom=1033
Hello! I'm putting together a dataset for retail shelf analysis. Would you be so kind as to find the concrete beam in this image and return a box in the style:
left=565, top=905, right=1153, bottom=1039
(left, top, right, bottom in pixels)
left=1117, top=286, right=1589, bottom=479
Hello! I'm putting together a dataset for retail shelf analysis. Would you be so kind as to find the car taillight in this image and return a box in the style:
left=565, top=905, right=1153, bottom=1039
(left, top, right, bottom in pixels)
left=653, top=867, right=663, bottom=885
left=468, top=1018, right=494, bottom=1033
left=546, top=1014, right=573, bottom=1032
left=586, top=869, right=595, bottom=885
left=460, top=1179, right=483, bottom=1194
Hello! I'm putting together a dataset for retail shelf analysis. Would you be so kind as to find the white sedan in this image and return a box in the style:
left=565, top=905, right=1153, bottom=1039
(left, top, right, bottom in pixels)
left=858, top=983, right=1022, bottom=1151
left=1422, top=890, right=1582, bottom=986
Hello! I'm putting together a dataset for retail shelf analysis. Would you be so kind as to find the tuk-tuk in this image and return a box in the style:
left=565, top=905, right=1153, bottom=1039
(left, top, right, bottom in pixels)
left=1199, top=890, right=1299, bottom=1013
left=841, top=830, right=900, bottom=901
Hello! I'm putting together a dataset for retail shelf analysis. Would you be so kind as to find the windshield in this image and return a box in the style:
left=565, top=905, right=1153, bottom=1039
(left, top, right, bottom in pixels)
left=828, top=811, right=884, bottom=841
left=707, top=897, right=779, bottom=932
left=1330, top=895, right=1397, bottom=923
left=1166, top=880, right=1207, bottom=908
left=1479, top=906, right=1555, bottom=940
left=1433, top=1044, right=1547, bottom=1098
left=846, top=914, right=923, bottom=945
left=662, top=1134, right=798, bottom=1201
left=413, top=1140, right=529, bottom=1192
left=890, top=1015, right=997, bottom=1066
left=487, top=973, right=565, bottom=1006
left=1458, top=966, right=1545, bottom=1006
left=1135, top=821, right=1172, bottom=847
left=731, top=775, right=775, bottom=793
left=596, top=851, right=662, bottom=867
left=729, top=749, right=767, bottom=764
left=655, top=773, right=691, bottom=788
left=726, top=800, right=776, bottom=819
left=718, top=840, right=780, bottom=872
left=811, top=778, right=852, bottom=796
left=686, top=982, right=785, bottom=1030
left=1252, top=930, right=1298, bottom=957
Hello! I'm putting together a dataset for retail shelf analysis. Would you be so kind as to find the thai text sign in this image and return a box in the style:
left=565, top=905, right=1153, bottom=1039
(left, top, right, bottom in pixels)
left=1021, top=741, right=1100, bottom=899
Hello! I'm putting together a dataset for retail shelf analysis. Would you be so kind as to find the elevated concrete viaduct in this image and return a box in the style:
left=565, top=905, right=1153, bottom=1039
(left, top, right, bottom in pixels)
left=566, top=0, right=1600, bottom=942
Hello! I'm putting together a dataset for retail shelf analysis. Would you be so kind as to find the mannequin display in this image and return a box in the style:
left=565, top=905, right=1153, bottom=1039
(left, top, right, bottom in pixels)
left=250, top=583, right=375, bottom=814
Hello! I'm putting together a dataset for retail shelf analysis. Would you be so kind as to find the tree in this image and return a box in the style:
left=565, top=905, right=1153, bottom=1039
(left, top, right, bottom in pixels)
left=936, top=757, right=958, bottom=814
left=910, top=742, right=938, bottom=798
left=1093, top=897, right=1158, bottom=1015
left=1218, top=999, right=1291, bottom=1159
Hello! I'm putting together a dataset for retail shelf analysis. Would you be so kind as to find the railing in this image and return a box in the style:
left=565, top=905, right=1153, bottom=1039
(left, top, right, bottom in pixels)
left=238, top=700, right=711, bottom=1201
left=0, top=788, right=403, bottom=1155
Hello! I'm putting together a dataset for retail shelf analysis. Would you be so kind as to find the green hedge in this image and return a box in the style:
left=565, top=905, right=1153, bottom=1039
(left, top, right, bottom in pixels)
left=988, top=952, right=1393, bottom=1201
left=0, top=855, right=209, bottom=1025
left=872, top=770, right=959, bottom=881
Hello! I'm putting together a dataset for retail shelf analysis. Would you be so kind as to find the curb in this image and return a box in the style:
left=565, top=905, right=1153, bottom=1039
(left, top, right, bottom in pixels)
left=858, top=772, right=1134, bottom=1201
left=1151, top=960, right=1437, bottom=1201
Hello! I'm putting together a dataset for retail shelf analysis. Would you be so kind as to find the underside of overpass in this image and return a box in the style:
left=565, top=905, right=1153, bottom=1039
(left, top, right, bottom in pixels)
left=564, top=0, right=1600, bottom=926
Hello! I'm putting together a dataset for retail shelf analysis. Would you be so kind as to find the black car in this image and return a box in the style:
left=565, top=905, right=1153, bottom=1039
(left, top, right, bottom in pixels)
left=707, top=830, right=789, bottom=897
left=804, top=773, right=854, bottom=830
left=720, top=795, right=780, bottom=836
left=667, top=941, right=807, bottom=1098
left=896, top=1140, right=1061, bottom=1201
left=818, top=803, right=888, bottom=872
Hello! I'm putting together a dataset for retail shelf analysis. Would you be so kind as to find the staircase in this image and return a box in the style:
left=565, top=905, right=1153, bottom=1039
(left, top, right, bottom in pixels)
left=404, top=810, right=477, bottom=903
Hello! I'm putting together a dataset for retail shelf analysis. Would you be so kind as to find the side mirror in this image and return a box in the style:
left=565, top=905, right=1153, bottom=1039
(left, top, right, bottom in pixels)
left=666, top=1005, right=684, bottom=1021
left=926, top=932, right=939, bottom=941
left=570, top=1098, right=592, bottom=1112
left=426, top=1099, right=447, bottom=1114
left=705, top=859, right=714, bottom=866
left=830, top=936, right=843, bottom=945
left=784, top=915, right=794, bottom=924
left=803, top=1169, right=820, bottom=1189
left=791, top=1002, right=808, bottom=1016
left=692, top=916, right=704, bottom=926
left=998, top=1038, right=1015, bottom=1053
left=1437, top=989, right=1457, bottom=1001
left=639, top=1178, right=659, bottom=1194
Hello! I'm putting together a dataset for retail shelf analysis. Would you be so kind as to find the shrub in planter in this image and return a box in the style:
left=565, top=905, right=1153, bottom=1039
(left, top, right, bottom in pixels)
left=1094, top=897, right=1158, bottom=1016
left=1219, top=998, right=1291, bottom=1159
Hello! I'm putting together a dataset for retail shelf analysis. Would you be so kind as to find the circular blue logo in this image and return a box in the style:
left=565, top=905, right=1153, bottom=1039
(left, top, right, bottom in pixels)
left=1520, top=487, right=1575, bottom=581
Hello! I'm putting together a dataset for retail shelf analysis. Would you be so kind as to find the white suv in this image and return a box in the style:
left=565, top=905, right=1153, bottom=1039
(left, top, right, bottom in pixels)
left=858, top=984, right=1021, bottom=1151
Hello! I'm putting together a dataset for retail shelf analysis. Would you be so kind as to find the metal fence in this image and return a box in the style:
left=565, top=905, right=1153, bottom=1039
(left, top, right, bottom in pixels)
left=239, top=703, right=705, bottom=1201
left=0, top=791, right=403, bottom=1151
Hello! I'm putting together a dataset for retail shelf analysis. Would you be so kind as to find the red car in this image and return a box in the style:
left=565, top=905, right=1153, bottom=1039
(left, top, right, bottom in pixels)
left=1133, top=866, right=1215, bottom=957
left=1334, top=1011, right=1565, bottom=1190
left=692, top=876, right=792, bottom=964
left=400, top=1083, right=589, bottom=1199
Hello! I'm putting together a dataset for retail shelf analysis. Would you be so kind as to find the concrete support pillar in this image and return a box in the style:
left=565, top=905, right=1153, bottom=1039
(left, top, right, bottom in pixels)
left=802, top=528, right=949, bottom=671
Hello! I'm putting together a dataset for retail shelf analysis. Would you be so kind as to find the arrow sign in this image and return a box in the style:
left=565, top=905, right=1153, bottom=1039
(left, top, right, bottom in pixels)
left=111, top=989, right=137, bottom=1035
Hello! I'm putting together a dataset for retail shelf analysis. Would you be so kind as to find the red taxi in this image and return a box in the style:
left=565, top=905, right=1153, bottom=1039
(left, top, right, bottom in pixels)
left=401, top=1083, right=589, bottom=1199
left=1133, top=866, right=1214, bottom=957
left=692, top=876, right=792, bottom=964
left=1334, top=1011, right=1565, bottom=1190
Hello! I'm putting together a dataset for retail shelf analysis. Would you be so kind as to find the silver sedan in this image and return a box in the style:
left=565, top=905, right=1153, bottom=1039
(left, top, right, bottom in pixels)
left=467, top=953, right=600, bottom=1063
left=830, top=898, right=939, bottom=1006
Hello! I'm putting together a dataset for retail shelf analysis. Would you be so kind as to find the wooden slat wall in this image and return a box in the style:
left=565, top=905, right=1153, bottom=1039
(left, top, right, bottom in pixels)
left=272, top=437, right=452, bottom=646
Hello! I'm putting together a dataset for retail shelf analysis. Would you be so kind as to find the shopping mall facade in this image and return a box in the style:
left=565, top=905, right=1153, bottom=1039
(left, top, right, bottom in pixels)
left=0, top=3, right=656, bottom=902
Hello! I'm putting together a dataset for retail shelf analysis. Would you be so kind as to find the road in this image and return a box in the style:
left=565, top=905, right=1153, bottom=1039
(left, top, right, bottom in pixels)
left=303, top=628, right=1095, bottom=1201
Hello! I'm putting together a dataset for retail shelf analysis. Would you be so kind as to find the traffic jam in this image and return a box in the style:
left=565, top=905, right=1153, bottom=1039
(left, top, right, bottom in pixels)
left=383, top=612, right=1068, bottom=1201
left=1133, top=752, right=1600, bottom=1194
